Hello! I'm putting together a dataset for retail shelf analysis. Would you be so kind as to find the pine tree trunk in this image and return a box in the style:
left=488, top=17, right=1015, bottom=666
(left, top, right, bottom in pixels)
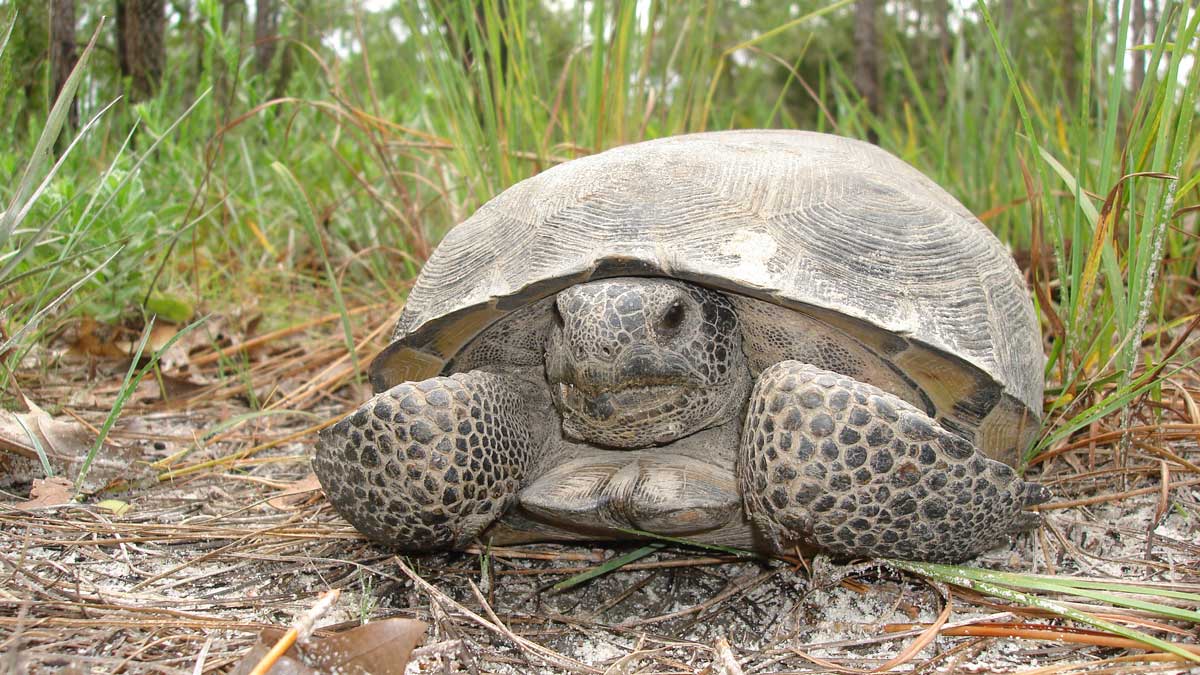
left=50, top=0, right=77, bottom=127
left=222, top=0, right=244, bottom=32
left=935, top=0, right=950, bottom=65
left=1131, top=0, right=1146, bottom=95
left=853, top=0, right=881, bottom=142
left=1111, top=0, right=1121, bottom=69
left=933, top=0, right=950, bottom=106
left=1147, top=0, right=1160, bottom=44
left=254, top=0, right=279, bottom=74
left=1060, top=2, right=1077, bottom=100
left=115, top=0, right=166, bottom=102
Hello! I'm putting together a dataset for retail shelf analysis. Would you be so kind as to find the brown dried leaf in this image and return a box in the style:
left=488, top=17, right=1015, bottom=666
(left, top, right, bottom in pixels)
left=232, top=619, right=427, bottom=675
left=0, top=397, right=93, bottom=465
left=268, top=473, right=325, bottom=510
left=64, top=317, right=129, bottom=359
left=16, top=476, right=74, bottom=509
left=0, top=395, right=147, bottom=492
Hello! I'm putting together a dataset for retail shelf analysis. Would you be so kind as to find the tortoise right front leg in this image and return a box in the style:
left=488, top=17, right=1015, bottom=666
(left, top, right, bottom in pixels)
left=313, top=371, right=548, bottom=551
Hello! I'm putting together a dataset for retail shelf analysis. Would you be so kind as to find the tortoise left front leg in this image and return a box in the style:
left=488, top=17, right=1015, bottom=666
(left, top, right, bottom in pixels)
left=739, top=361, right=1049, bottom=562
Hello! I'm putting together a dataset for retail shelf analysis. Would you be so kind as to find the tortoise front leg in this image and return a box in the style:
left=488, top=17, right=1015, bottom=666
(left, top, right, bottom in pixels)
left=739, top=361, right=1049, bottom=563
left=313, top=371, right=549, bottom=552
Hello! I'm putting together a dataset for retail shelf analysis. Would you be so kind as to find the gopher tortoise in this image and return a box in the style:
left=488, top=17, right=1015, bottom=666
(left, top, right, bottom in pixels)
left=313, top=130, right=1048, bottom=563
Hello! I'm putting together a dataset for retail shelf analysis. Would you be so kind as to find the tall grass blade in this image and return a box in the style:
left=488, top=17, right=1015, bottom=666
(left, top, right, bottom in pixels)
left=889, top=559, right=1200, bottom=663
left=0, top=20, right=104, bottom=247
left=271, top=162, right=359, bottom=372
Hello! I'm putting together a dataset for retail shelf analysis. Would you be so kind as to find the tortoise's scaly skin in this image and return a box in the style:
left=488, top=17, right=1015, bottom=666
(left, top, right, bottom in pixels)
left=546, top=280, right=750, bottom=448
left=740, top=362, right=1047, bottom=561
left=312, top=372, right=548, bottom=549
left=314, top=131, right=1049, bottom=562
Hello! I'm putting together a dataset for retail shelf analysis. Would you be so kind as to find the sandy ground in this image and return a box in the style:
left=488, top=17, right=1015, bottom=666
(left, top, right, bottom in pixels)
left=2, top=344, right=1199, bottom=674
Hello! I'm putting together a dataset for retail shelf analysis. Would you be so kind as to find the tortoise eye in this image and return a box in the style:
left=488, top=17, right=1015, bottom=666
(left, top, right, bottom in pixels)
left=658, top=300, right=687, bottom=334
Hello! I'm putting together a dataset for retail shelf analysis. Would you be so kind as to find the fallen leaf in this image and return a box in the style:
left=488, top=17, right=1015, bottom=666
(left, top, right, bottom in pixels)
left=97, top=499, right=132, bottom=516
left=64, top=317, right=128, bottom=359
left=0, top=397, right=94, bottom=466
left=17, top=476, right=75, bottom=509
left=268, top=473, right=325, bottom=510
left=0, top=395, right=148, bottom=492
left=231, top=618, right=427, bottom=675
left=133, top=373, right=208, bottom=403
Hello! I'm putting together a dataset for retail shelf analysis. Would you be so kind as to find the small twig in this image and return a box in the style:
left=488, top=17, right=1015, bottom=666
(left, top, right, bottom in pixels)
left=1039, top=477, right=1200, bottom=510
left=247, top=589, right=340, bottom=675
left=392, top=556, right=599, bottom=674
left=713, top=637, right=745, bottom=675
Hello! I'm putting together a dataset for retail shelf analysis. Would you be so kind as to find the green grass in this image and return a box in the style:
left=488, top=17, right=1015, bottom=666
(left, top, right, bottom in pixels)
left=0, top=4, right=1196, bottom=472
left=889, top=559, right=1200, bottom=663
left=5, top=2, right=1197, bottom=419
left=2, top=0, right=1198, bottom=660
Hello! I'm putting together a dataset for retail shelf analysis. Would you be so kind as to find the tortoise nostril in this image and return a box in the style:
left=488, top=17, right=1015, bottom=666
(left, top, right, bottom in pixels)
left=599, top=345, right=614, bottom=359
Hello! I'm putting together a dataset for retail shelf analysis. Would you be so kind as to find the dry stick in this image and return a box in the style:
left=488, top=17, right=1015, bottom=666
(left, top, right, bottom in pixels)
left=1039, top=476, right=1200, bottom=510
left=466, top=579, right=567, bottom=673
left=156, top=417, right=342, bottom=481
left=489, top=555, right=742, bottom=577
left=584, top=570, right=660, bottom=620
left=909, top=636, right=993, bottom=675
left=713, top=637, right=745, bottom=675
left=129, top=521, right=307, bottom=592
left=266, top=304, right=399, bottom=412
left=462, top=545, right=606, bottom=562
left=1016, top=653, right=1200, bottom=675
left=791, top=584, right=954, bottom=674
left=1033, top=423, right=1200, bottom=463
left=190, top=634, right=214, bottom=675
left=247, top=589, right=341, bottom=675
left=1043, top=464, right=1162, bottom=487
left=1133, top=439, right=1200, bottom=474
left=617, top=567, right=784, bottom=629
left=748, top=610, right=1019, bottom=675
left=183, top=305, right=380, bottom=366
left=392, top=556, right=599, bottom=674
left=883, top=623, right=1200, bottom=658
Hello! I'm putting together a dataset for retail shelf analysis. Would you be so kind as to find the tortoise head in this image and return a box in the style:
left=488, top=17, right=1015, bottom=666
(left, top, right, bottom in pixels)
left=546, top=278, right=751, bottom=448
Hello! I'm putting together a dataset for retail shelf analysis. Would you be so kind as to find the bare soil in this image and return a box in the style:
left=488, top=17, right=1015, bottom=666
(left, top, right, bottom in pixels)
left=2, top=329, right=1198, bottom=674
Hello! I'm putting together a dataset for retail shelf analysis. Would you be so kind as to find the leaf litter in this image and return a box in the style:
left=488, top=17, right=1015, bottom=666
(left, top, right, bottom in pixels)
left=0, top=308, right=1197, bottom=674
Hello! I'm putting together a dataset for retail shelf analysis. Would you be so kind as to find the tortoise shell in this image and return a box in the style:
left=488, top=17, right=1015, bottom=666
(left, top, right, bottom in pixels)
left=370, top=130, right=1042, bottom=466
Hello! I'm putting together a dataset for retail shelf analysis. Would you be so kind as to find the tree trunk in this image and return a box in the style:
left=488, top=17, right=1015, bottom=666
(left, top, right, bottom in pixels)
left=254, top=0, right=279, bottom=74
left=222, top=0, right=245, bottom=32
left=935, top=0, right=950, bottom=65
left=1147, top=0, right=1160, bottom=45
left=271, top=2, right=301, bottom=106
left=50, top=0, right=77, bottom=128
left=1060, top=2, right=1077, bottom=100
left=115, top=0, right=166, bottom=102
left=853, top=0, right=880, bottom=142
left=1131, top=0, right=1146, bottom=95
left=1111, top=0, right=1121, bottom=70
left=933, top=0, right=950, bottom=106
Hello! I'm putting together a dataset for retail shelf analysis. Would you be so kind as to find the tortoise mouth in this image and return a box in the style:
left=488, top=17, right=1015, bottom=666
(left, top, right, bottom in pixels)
left=554, top=382, right=693, bottom=422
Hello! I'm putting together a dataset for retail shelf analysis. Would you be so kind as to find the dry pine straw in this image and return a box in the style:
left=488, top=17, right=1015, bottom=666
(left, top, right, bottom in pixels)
left=0, top=313, right=1198, bottom=674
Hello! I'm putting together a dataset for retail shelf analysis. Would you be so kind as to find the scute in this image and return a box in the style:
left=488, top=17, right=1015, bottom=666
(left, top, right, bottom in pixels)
left=371, top=130, right=1042, bottom=462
